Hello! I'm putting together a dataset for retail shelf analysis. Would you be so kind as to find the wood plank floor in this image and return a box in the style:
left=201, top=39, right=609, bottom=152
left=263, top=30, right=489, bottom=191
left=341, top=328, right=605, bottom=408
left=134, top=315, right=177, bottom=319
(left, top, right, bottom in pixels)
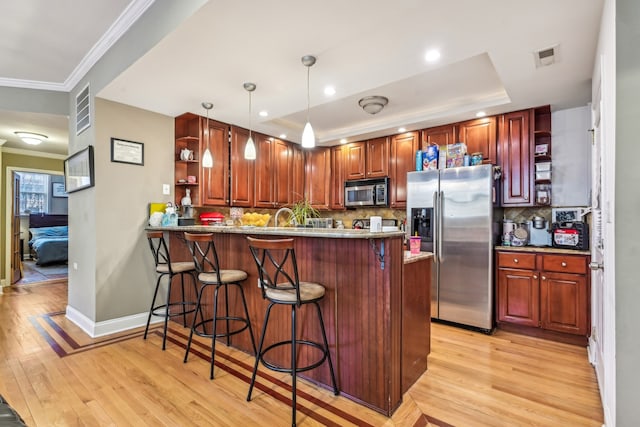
left=0, top=281, right=603, bottom=426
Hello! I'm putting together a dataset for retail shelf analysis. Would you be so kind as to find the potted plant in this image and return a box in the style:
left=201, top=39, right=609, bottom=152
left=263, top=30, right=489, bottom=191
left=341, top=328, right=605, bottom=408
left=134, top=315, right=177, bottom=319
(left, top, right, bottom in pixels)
left=289, top=197, right=320, bottom=226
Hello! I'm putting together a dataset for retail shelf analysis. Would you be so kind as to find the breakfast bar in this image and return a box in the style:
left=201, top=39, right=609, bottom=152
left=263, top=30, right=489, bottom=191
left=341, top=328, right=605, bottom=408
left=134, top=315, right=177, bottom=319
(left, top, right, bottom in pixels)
left=148, top=225, right=431, bottom=415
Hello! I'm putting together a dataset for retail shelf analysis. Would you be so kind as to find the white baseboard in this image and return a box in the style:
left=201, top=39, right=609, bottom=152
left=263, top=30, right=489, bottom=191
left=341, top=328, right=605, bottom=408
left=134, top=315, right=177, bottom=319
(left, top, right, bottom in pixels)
left=65, top=305, right=162, bottom=338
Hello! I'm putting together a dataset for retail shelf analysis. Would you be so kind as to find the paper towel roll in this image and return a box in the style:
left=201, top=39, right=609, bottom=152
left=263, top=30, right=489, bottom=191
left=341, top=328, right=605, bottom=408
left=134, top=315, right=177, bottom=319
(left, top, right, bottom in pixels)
left=370, top=216, right=382, bottom=232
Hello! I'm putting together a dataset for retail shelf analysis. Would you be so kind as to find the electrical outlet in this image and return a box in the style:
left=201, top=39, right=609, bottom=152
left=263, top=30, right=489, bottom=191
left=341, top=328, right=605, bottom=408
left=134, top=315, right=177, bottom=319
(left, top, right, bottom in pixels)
left=162, top=184, right=170, bottom=195
left=591, top=326, right=597, bottom=341
left=257, top=278, right=261, bottom=288
left=73, top=262, right=78, bottom=270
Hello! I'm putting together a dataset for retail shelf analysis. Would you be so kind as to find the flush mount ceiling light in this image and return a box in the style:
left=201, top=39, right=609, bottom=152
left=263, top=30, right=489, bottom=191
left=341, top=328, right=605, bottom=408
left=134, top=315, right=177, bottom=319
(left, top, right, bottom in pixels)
left=15, top=131, right=48, bottom=145
left=243, top=82, right=256, bottom=160
left=201, top=102, right=214, bottom=168
left=358, top=96, right=389, bottom=115
left=301, top=54, right=316, bottom=148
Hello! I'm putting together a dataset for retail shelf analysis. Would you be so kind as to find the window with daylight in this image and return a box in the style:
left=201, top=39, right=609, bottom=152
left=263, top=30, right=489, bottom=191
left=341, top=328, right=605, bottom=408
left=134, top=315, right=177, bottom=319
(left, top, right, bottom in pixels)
left=17, top=172, right=49, bottom=215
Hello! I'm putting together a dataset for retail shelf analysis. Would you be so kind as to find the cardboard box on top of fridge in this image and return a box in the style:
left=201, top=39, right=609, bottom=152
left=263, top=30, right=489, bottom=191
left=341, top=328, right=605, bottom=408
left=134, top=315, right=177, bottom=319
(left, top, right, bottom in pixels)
left=446, top=142, right=467, bottom=168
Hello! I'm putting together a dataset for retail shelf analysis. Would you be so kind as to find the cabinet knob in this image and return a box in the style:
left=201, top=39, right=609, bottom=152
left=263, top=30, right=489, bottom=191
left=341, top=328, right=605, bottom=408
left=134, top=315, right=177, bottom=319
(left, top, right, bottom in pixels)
left=533, top=275, right=538, bottom=279
left=542, top=276, right=546, bottom=280
left=513, top=258, right=518, bottom=263
left=561, top=262, right=567, bottom=267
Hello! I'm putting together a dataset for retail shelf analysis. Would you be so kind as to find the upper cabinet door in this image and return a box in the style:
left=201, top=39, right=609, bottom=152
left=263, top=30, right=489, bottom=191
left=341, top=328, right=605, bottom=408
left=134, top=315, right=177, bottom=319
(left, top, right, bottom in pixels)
left=305, top=147, right=331, bottom=210
left=457, top=117, right=497, bottom=164
left=272, top=138, right=291, bottom=207
left=290, top=144, right=305, bottom=203
left=254, top=133, right=275, bottom=208
left=201, top=118, right=230, bottom=206
left=345, top=142, right=366, bottom=180
left=390, top=131, right=420, bottom=208
left=421, top=124, right=456, bottom=149
left=230, top=126, right=254, bottom=207
left=330, top=145, right=347, bottom=209
left=366, top=137, right=390, bottom=178
left=499, top=110, right=533, bottom=206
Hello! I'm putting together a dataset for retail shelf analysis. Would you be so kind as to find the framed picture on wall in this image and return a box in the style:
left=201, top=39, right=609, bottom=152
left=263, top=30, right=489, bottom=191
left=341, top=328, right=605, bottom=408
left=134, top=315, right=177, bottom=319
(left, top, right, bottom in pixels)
left=110, top=137, right=144, bottom=165
left=64, top=145, right=95, bottom=193
left=52, top=182, right=68, bottom=197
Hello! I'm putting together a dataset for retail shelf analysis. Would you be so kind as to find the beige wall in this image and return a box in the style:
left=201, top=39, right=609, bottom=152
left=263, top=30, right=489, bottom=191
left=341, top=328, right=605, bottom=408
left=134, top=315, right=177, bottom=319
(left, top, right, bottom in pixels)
left=92, top=98, right=174, bottom=321
left=1, top=152, right=64, bottom=280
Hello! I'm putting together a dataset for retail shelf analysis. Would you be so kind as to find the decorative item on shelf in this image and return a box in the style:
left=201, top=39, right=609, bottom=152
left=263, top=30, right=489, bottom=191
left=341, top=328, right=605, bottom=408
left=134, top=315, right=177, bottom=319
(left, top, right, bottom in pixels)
left=181, top=188, right=192, bottom=207
left=535, top=143, right=549, bottom=157
left=201, top=102, right=214, bottom=168
left=180, top=148, right=194, bottom=161
left=243, top=82, right=257, bottom=160
left=301, top=55, right=316, bottom=148
left=187, top=175, right=197, bottom=184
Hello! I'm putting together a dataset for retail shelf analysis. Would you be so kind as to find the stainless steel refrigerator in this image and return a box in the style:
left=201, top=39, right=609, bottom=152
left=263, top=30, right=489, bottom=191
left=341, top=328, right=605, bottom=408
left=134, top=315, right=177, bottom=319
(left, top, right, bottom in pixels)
left=406, top=164, right=501, bottom=332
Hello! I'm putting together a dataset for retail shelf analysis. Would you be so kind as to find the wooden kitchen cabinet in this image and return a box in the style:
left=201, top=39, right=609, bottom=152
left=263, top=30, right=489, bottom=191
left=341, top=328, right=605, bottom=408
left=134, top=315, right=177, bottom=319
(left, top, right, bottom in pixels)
left=230, top=126, right=254, bottom=207
left=254, top=134, right=290, bottom=208
left=498, top=109, right=533, bottom=206
left=389, top=131, right=420, bottom=208
left=344, top=142, right=366, bottom=180
left=366, top=137, right=390, bottom=178
left=201, top=118, right=230, bottom=206
left=457, top=117, right=497, bottom=164
left=330, top=145, right=347, bottom=209
left=304, top=147, right=331, bottom=210
left=496, top=249, right=590, bottom=344
left=422, top=124, right=455, bottom=148
left=290, top=144, right=305, bottom=203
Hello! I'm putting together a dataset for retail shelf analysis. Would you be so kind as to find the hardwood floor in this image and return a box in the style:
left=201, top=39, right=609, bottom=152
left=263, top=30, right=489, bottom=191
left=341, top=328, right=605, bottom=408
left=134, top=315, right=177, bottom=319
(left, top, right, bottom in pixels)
left=0, top=281, right=603, bottom=426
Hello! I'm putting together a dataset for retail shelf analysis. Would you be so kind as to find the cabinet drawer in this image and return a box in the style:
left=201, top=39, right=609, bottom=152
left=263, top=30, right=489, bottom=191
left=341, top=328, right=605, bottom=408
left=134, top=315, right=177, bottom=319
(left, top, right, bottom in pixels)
left=497, top=252, right=536, bottom=270
left=541, top=254, right=587, bottom=274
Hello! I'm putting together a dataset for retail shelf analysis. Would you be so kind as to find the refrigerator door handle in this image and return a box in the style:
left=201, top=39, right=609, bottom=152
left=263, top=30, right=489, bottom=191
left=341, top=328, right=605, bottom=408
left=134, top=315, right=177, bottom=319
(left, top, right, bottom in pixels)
left=438, top=190, right=444, bottom=262
left=432, top=191, right=439, bottom=264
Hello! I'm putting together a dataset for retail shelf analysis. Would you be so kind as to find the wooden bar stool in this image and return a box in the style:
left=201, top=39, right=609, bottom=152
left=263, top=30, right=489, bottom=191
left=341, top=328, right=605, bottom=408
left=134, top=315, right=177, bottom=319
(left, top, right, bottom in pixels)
left=183, top=232, right=257, bottom=379
left=246, top=237, right=338, bottom=427
left=144, top=231, right=199, bottom=350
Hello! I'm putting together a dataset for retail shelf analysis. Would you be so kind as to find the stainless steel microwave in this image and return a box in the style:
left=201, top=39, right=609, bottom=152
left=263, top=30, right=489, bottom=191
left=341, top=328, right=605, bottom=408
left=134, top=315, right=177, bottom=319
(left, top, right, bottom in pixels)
left=344, top=177, right=388, bottom=207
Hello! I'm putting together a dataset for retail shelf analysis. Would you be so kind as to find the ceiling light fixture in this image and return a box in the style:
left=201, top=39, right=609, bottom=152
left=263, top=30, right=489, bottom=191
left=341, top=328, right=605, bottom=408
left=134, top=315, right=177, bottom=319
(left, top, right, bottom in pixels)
left=301, top=55, right=316, bottom=148
left=476, top=111, right=486, bottom=117
left=340, top=138, right=347, bottom=144
left=398, top=127, right=407, bottom=133
left=201, top=102, right=214, bottom=168
left=259, top=110, right=268, bottom=117
left=279, top=133, right=287, bottom=139
left=324, top=86, right=336, bottom=96
left=243, top=83, right=257, bottom=160
left=358, top=96, right=389, bottom=115
left=425, top=49, right=441, bottom=62
left=15, top=131, right=48, bottom=145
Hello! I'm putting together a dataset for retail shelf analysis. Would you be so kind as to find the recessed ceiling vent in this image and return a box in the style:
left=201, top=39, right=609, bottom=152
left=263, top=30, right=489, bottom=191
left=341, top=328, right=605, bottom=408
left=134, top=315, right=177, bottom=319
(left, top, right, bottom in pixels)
left=534, top=45, right=559, bottom=68
left=76, top=83, right=91, bottom=135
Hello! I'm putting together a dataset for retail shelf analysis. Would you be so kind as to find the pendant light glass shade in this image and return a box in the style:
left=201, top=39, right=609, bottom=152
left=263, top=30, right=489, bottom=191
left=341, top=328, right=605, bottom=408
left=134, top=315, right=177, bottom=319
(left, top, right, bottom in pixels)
left=301, top=55, right=316, bottom=148
left=244, top=135, right=256, bottom=159
left=301, top=122, right=315, bottom=148
left=201, top=102, right=214, bottom=168
left=243, top=82, right=257, bottom=160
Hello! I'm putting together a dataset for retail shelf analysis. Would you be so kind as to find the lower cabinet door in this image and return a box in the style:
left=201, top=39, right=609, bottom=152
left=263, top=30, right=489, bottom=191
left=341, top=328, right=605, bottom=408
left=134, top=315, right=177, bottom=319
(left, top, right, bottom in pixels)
left=497, top=268, right=540, bottom=327
left=540, top=272, right=588, bottom=335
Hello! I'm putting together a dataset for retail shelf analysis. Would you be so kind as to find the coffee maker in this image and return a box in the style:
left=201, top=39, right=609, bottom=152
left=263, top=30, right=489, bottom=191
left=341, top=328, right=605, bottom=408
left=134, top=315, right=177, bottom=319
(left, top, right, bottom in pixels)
left=528, top=216, right=551, bottom=247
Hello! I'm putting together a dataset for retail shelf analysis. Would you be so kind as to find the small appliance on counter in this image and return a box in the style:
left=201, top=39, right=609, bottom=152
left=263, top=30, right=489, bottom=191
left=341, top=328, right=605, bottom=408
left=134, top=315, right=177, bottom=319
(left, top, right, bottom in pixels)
left=352, top=218, right=398, bottom=230
left=199, top=212, right=225, bottom=225
left=304, top=217, right=334, bottom=228
left=510, top=223, right=529, bottom=246
left=528, top=216, right=552, bottom=247
left=552, top=221, right=589, bottom=250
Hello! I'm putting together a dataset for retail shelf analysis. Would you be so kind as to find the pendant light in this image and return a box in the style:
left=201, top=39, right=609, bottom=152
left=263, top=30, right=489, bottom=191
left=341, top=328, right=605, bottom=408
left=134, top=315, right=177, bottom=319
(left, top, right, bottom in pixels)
left=301, top=55, right=316, bottom=148
left=201, top=102, right=214, bottom=168
left=243, top=82, right=256, bottom=160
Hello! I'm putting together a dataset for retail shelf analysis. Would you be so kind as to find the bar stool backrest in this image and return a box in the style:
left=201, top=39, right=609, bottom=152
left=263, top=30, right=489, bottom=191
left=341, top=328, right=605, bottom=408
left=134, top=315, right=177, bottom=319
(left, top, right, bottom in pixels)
left=147, top=231, right=173, bottom=275
left=246, top=237, right=302, bottom=304
left=184, top=232, right=222, bottom=282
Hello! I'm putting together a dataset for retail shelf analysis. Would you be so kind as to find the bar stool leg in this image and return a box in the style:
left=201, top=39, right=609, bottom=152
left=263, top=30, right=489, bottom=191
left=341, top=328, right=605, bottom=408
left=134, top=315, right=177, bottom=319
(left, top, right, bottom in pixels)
left=143, top=274, right=163, bottom=341
left=180, top=273, right=188, bottom=327
left=237, top=284, right=257, bottom=356
left=247, top=302, right=275, bottom=401
left=184, top=283, right=206, bottom=363
left=224, top=285, right=231, bottom=346
left=315, top=301, right=339, bottom=395
left=291, top=305, right=298, bottom=427
left=161, top=274, right=174, bottom=350
left=210, top=285, right=221, bottom=379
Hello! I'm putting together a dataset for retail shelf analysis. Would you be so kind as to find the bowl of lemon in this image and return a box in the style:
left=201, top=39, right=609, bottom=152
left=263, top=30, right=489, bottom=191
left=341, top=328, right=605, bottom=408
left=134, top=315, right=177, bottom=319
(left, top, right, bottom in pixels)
left=241, top=212, right=271, bottom=227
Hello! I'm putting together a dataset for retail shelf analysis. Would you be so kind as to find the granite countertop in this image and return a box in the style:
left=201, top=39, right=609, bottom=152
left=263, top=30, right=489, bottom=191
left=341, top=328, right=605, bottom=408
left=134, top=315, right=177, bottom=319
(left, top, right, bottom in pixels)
left=495, top=245, right=590, bottom=255
left=403, top=251, right=433, bottom=264
left=147, top=225, right=405, bottom=239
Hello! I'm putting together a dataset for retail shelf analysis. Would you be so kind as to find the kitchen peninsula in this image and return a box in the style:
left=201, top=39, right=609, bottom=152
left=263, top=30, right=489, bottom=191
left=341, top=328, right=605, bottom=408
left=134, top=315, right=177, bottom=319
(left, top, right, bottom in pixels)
left=147, top=225, right=431, bottom=415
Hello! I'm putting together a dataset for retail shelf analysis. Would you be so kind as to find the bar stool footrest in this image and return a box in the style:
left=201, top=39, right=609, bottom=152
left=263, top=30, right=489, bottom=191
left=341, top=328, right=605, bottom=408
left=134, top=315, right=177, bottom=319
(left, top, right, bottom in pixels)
left=151, top=302, right=197, bottom=318
left=192, top=316, right=251, bottom=340
left=259, top=339, right=329, bottom=374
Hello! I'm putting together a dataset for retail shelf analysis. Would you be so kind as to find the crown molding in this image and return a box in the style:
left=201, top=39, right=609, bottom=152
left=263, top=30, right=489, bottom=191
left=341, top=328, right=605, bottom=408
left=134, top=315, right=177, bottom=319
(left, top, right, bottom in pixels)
left=0, top=0, right=156, bottom=93
left=1, top=146, right=67, bottom=160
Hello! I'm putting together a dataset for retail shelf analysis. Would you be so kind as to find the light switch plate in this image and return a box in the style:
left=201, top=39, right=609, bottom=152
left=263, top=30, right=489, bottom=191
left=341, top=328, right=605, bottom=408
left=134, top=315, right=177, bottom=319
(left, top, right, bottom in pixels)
left=162, top=184, right=170, bottom=195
